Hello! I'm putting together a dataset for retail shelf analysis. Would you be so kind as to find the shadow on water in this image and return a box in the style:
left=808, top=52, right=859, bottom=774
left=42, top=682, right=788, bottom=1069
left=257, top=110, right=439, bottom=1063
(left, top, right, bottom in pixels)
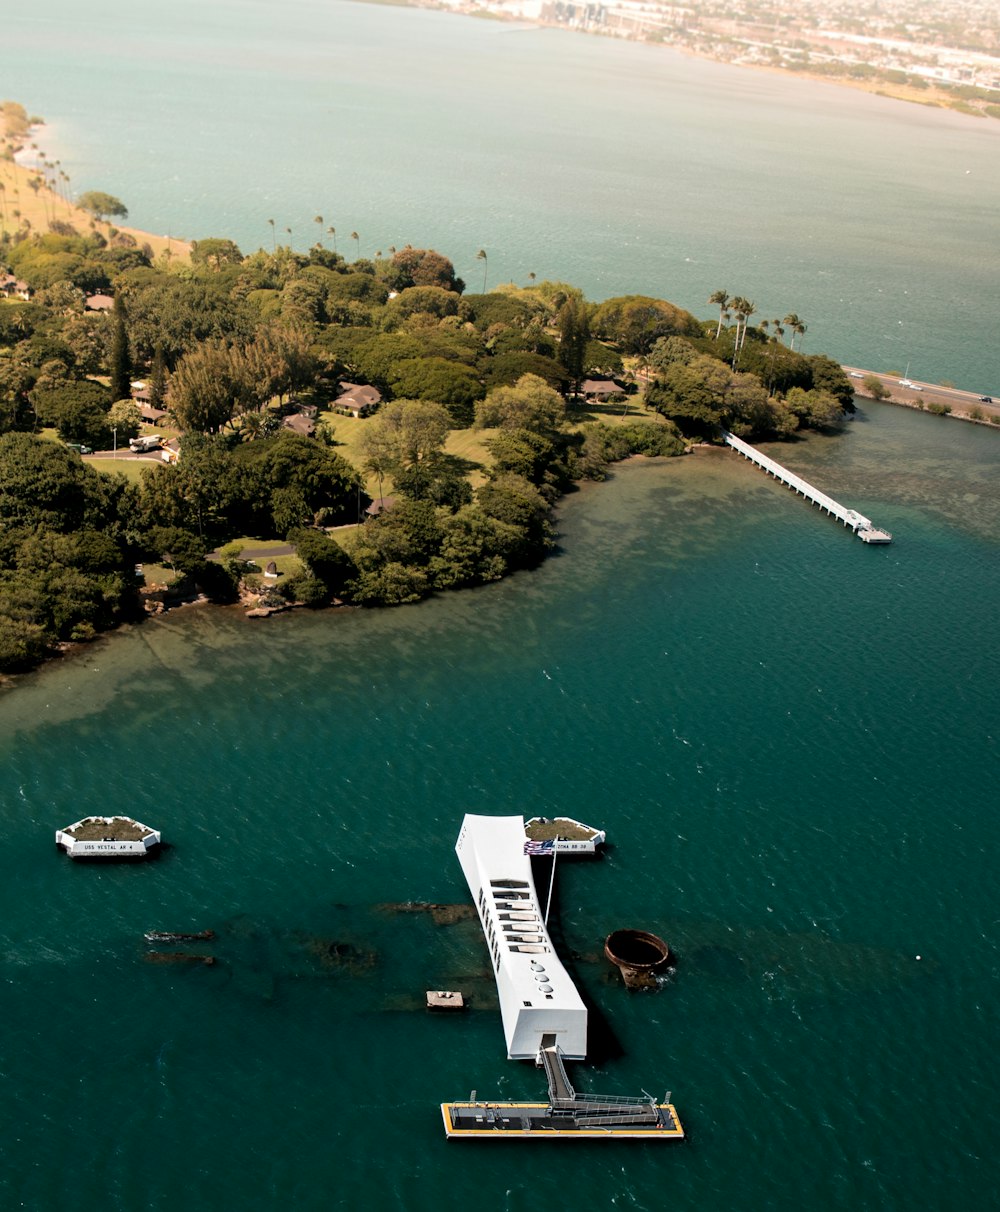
left=531, top=853, right=625, bottom=1066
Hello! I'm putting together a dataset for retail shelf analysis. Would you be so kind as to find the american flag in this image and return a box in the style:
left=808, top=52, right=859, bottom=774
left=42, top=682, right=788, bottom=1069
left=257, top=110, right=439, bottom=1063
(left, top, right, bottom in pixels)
left=523, top=839, right=555, bottom=855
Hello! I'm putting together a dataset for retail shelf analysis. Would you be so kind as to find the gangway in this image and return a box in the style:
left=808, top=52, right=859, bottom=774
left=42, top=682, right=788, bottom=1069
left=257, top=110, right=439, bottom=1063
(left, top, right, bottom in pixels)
left=721, top=430, right=892, bottom=543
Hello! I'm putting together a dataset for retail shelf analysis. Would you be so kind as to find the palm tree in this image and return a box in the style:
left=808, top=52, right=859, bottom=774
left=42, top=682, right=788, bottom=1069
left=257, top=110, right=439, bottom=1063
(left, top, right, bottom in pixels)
left=740, top=300, right=756, bottom=349
left=528, top=271, right=536, bottom=283
left=314, top=214, right=324, bottom=245
left=285, top=226, right=292, bottom=246
left=351, top=231, right=360, bottom=258
left=728, top=296, right=748, bottom=351
left=476, top=248, right=488, bottom=293
left=709, top=289, right=730, bottom=339
left=784, top=313, right=806, bottom=350
left=327, top=225, right=336, bottom=252
left=267, top=218, right=275, bottom=252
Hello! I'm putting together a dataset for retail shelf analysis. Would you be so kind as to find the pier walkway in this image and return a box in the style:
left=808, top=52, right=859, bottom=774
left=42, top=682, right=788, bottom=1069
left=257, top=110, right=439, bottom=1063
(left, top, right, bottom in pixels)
left=721, top=430, right=892, bottom=544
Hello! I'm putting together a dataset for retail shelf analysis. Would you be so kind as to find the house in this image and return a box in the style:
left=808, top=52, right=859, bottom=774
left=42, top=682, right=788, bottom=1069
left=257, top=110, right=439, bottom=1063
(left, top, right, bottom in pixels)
left=365, top=496, right=397, bottom=518
left=282, top=412, right=316, bottom=438
left=578, top=378, right=624, bottom=401
left=130, top=383, right=168, bottom=423
left=335, top=382, right=382, bottom=418
left=0, top=272, right=32, bottom=300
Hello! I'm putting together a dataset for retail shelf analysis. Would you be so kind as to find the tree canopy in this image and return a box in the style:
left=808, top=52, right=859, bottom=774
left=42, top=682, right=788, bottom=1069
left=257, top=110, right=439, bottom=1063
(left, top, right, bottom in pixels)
left=77, top=191, right=129, bottom=222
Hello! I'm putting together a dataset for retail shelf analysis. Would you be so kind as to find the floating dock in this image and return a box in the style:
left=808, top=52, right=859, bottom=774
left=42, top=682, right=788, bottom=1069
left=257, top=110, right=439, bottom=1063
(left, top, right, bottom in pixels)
left=722, top=430, right=892, bottom=543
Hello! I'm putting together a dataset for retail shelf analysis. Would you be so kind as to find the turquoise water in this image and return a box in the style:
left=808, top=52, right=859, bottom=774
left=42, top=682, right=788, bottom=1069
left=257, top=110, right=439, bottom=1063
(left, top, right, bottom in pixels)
left=4, top=0, right=1000, bottom=391
left=3, top=7, right=1000, bottom=1204
left=1, top=403, right=999, bottom=1208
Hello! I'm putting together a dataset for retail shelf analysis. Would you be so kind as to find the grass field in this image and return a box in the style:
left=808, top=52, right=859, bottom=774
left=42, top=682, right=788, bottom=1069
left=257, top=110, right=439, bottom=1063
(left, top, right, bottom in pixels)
left=85, top=457, right=152, bottom=483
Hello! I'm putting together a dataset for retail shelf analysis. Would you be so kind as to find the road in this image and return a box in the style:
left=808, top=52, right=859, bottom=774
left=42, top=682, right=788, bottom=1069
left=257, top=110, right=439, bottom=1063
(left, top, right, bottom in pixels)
left=842, top=366, right=1000, bottom=420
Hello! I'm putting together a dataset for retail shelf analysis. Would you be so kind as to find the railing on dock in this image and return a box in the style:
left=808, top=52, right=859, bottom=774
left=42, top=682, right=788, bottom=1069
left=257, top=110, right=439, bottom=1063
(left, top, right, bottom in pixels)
left=721, top=430, right=891, bottom=543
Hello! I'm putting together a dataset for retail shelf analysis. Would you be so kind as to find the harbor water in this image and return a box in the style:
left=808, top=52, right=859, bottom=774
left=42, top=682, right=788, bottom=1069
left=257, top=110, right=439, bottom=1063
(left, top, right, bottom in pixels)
left=2, top=3, right=1000, bottom=1205
left=1, top=402, right=999, bottom=1209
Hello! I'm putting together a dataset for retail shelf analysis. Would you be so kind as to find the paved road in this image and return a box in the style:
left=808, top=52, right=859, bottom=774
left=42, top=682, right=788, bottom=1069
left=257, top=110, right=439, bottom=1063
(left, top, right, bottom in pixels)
left=842, top=366, right=999, bottom=419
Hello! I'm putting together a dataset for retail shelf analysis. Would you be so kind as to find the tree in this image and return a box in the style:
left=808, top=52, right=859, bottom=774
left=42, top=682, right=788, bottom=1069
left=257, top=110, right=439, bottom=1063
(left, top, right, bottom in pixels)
left=476, top=248, right=488, bottom=293
left=591, top=295, right=701, bottom=354
left=191, top=238, right=244, bottom=271
left=475, top=472, right=552, bottom=566
left=31, top=379, right=111, bottom=446
left=386, top=247, right=463, bottom=293
left=862, top=374, right=890, bottom=401
left=475, top=374, right=565, bottom=433
left=783, top=313, right=806, bottom=350
left=107, top=398, right=142, bottom=443
left=806, top=355, right=855, bottom=411
left=0, top=432, right=103, bottom=531
left=149, top=341, right=168, bottom=410
left=557, top=297, right=589, bottom=393
left=288, top=526, right=354, bottom=595
left=361, top=399, right=451, bottom=470
left=108, top=292, right=131, bottom=403
left=645, top=354, right=732, bottom=438
left=77, top=191, right=128, bottom=223
left=168, top=339, right=250, bottom=433
left=387, top=357, right=482, bottom=426
left=708, top=289, right=730, bottom=339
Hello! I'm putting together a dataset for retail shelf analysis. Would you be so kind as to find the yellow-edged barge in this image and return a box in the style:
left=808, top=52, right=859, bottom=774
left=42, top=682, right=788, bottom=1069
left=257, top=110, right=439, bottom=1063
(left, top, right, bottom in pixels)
left=441, top=1097, right=684, bottom=1139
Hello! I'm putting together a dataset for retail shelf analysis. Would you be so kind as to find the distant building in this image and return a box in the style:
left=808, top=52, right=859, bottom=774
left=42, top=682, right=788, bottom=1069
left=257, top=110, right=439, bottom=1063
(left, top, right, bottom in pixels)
left=0, top=271, right=32, bottom=300
left=335, top=382, right=382, bottom=418
left=578, top=378, right=624, bottom=400
left=282, top=412, right=316, bottom=438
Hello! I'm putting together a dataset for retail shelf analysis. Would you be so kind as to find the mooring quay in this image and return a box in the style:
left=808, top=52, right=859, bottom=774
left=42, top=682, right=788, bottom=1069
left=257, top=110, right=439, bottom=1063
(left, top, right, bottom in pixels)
left=722, top=430, right=892, bottom=543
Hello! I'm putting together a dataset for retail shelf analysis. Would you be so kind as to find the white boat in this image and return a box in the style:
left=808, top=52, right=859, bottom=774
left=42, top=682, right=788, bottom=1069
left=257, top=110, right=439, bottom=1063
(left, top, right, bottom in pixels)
left=55, top=815, right=161, bottom=859
left=523, top=816, right=606, bottom=854
left=455, top=814, right=587, bottom=1060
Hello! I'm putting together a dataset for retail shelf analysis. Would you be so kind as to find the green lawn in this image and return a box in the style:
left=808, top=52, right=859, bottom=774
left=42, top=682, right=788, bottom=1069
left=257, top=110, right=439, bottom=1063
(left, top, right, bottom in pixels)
left=320, top=408, right=498, bottom=493
left=87, top=457, right=152, bottom=483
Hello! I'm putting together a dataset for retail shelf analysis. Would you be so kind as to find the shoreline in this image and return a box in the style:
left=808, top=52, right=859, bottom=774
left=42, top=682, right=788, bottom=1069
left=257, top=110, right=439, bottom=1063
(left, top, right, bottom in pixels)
left=1, top=131, right=190, bottom=262
left=388, top=1, right=1000, bottom=122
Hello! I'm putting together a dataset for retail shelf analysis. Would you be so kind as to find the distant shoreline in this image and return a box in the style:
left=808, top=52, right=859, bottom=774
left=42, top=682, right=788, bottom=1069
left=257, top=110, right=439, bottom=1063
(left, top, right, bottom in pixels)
left=381, top=1, right=1000, bottom=123
left=1, top=126, right=190, bottom=262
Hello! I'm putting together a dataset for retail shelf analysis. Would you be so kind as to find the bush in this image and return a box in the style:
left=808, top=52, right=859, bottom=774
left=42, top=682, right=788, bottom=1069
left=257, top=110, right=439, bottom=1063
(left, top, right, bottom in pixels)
left=282, top=575, right=330, bottom=608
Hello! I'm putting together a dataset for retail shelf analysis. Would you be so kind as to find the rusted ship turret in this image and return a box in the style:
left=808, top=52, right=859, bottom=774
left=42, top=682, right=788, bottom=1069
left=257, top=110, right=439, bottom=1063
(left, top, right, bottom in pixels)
left=604, top=928, right=671, bottom=989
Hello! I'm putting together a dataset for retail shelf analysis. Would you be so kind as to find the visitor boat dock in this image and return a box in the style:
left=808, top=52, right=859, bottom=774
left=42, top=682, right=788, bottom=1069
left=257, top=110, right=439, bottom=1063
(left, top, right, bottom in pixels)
left=722, top=430, right=892, bottom=543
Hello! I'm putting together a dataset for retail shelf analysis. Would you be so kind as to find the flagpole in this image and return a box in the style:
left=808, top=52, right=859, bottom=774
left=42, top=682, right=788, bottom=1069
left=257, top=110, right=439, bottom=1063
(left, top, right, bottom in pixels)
left=544, top=843, right=557, bottom=928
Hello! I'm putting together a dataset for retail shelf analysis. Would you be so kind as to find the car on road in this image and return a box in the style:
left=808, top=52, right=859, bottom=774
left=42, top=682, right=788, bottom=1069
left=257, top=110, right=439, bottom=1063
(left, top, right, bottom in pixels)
left=979, top=395, right=993, bottom=403
left=899, top=379, right=914, bottom=387
left=64, top=442, right=93, bottom=455
left=849, top=371, right=863, bottom=379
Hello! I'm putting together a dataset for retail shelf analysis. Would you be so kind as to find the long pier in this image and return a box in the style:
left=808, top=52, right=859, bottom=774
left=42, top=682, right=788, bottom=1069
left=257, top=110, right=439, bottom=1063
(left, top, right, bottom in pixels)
left=721, top=430, right=892, bottom=544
